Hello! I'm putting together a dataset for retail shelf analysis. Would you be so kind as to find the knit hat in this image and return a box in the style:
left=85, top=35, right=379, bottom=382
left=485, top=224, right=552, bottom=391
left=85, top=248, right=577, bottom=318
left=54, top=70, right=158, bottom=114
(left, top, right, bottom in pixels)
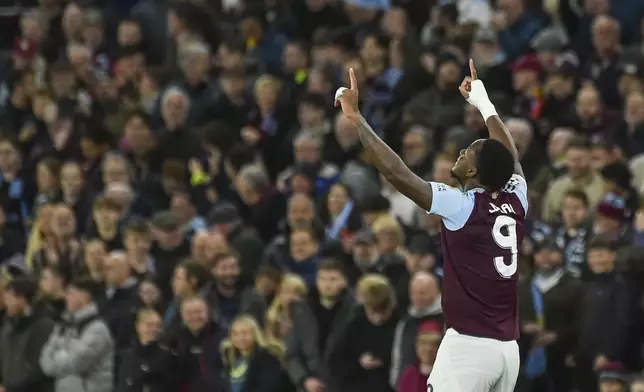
left=596, top=193, right=628, bottom=222
left=13, top=38, right=38, bottom=59
left=531, top=27, right=567, bottom=52
left=511, top=54, right=541, bottom=74
left=417, top=321, right=442, bottom=342
left=598, top=362, right=628, bottom=384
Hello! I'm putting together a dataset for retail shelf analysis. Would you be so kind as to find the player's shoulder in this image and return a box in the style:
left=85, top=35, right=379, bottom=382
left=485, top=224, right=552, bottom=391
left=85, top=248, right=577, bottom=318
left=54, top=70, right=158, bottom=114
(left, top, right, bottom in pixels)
left=501, top=174, right=527, bottom=194
left=501, top=174, right=529, bottom=215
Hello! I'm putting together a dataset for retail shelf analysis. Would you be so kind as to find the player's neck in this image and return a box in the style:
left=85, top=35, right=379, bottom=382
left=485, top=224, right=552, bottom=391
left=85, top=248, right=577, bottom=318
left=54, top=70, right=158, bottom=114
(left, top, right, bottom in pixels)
left=461, top=178, right=485, bottom=192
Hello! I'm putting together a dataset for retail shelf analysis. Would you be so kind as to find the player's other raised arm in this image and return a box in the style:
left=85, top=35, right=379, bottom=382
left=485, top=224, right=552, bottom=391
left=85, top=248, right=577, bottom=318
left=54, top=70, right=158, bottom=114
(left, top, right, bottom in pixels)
left=335, top=69, right=434, bottom=212
left=459, top=59, right=525, bottom=178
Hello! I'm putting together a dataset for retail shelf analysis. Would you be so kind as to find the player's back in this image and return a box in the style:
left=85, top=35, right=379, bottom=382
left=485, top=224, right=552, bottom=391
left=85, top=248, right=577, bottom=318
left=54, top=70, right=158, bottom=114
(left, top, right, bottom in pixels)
left=428, top=175, right=528, bottom=341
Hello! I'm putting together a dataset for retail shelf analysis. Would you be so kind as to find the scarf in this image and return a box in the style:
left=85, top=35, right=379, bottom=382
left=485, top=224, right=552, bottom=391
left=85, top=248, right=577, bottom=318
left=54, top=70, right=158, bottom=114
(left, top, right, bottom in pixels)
left=327, top=200, right=354, bottom=240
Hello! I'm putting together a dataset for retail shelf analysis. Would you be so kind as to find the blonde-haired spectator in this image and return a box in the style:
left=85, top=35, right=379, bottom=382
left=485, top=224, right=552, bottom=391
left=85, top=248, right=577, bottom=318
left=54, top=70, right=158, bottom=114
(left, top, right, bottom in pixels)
left=221, top=315, right=287, bottom=392
left=265, top=273, right=307, bottom=342
left=329, top=273, right=399, bottom=392
left=372, top=215, right=405, bottom=255
left=25, top=202, right=56, bottom=271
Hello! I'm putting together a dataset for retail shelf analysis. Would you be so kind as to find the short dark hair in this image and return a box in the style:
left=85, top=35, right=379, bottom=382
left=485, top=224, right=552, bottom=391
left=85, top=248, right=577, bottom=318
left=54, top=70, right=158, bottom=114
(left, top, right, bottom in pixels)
left=317, top=258, right=345, bottom=275
left=212, top=249, right=240, bottom=266
left=68, top=276, right=100, bottom=299
left=177, top=260, right=211, bottom=290
left=566, top=136, right=591, bottom=151
left=220, top=37, right=245, bottom=54
left=225, top=144, right=256, bottom=172
left=200, top=121, right=235, bottom=151
left=476, top=139, right=514, bottom=192
left=255, top=265, right=282, bottom=282
left=42, top=264, right=72, bottom=287
left=563, top=188, right=590, bottom=207
left=588, top=234, right=617, bottom=251
left=125, top=218, right=151, bottom=236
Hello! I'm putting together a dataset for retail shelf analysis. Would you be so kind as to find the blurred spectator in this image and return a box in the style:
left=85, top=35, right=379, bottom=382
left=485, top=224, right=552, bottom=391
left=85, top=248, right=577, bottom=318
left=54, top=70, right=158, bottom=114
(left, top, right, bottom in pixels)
left=574, top=237, right=631, bottom=392
left=265, top=273, right=307, bottom=342
left=518, top=240, right=582, bottom=391
left=390, top=272, right=443, bottom=388
left=208, top=251, right=266, bottom=330
left=221, top=315, right=286, bottom=392
left=0, top=277, right=54, bottom=392
left=115, top=308, right=175, bottom=392
left=543, top=137, right=606, bottom=222
left=40, top=277, right=114, bottom=392
left=329, top=274, right=399, bottom=392
left=285, top=259, right=354, bottom=392
left=396, top=321, right=442, bottom=392
left=209, top=201, right=264, bottom=279
left=173, top=296, right=226, bottom=392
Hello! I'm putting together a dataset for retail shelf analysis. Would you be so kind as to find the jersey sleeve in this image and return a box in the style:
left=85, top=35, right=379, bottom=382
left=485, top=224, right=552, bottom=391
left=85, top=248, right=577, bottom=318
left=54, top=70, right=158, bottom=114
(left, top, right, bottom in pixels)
left=503, top=174, right=529, bottom=216
left=428, top=182, right=475, bottom=231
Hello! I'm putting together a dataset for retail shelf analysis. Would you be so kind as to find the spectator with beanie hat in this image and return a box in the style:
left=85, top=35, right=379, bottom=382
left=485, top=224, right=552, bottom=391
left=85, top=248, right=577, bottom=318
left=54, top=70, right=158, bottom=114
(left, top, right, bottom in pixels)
left=40, top=277, right=114, bottom=392
left=601, top=162, right=640, bottom=214
left=0, top=276, right=55, bottom=392
left=574, top=236, right=631, bottom=392
left=594, top=193, right=631, bottom=244
left=598, top=361, right=629, bottom=392
left=396, top=321, right=442, bottom=392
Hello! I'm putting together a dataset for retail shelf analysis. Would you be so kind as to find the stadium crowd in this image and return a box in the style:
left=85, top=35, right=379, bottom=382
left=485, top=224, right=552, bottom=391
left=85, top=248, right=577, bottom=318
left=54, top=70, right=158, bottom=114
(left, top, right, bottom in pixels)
left=0, top=0, right=643, bottom=391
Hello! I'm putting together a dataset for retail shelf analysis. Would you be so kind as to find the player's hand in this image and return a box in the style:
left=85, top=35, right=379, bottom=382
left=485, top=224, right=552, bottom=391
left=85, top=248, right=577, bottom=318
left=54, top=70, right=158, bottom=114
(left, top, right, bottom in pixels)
left=303, top=377, right=325, bottom=392
left=336, top=68, right=360, bottom=123
left=522, top=322, right=542, bottom=335
left=459, top=60, right=492, bottom=110
left=359, top=353, right=383, bottom=369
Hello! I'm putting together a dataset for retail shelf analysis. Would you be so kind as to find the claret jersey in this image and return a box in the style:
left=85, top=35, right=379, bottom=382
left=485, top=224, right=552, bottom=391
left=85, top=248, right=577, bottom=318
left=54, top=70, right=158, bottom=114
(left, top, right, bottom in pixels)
left=428, top=175, right=529, bottom=341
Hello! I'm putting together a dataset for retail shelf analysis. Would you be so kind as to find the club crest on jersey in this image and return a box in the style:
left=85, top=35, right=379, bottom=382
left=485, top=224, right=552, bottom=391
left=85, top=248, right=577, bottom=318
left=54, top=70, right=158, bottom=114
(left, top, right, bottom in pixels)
left=489, top=202, right=516, bottom=214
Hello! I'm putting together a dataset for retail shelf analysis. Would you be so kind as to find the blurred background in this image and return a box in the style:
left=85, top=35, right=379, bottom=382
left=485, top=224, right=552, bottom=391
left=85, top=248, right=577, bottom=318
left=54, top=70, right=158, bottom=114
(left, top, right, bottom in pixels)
left=0, top=0, right=642, bottom=391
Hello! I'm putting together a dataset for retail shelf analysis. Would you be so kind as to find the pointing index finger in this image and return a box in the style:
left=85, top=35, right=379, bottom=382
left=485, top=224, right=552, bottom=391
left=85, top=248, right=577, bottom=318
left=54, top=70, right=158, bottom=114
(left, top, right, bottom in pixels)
left=349, top=68, right=358, bottom=91
left=469, top=59, right=478, bottom=80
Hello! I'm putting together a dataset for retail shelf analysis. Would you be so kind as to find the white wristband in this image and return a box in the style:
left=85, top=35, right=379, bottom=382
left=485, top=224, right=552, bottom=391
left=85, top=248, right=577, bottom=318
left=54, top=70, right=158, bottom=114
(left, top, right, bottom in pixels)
left=477, top=102, right=498, bottom=122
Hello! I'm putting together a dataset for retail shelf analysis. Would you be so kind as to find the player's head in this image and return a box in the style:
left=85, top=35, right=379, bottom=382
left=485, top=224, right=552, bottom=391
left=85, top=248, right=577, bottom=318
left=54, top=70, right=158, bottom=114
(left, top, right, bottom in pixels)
left=451, top=138, right=514, bottom=192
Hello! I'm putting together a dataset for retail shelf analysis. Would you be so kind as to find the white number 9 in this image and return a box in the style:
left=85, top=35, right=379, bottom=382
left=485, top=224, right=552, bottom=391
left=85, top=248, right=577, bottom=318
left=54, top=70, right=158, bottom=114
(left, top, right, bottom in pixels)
left=491, top=215, right=518, bottom=278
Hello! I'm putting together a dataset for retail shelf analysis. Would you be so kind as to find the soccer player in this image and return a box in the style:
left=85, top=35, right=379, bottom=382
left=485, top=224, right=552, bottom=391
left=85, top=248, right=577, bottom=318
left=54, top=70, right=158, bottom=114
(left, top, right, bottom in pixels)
left=336, top=60, right=526, bottom=392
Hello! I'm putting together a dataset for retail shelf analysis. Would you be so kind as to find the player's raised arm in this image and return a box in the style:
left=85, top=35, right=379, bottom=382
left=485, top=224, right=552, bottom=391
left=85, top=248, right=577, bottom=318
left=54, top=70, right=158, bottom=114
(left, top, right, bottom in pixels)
left=459, top=59, right=525, bottom=178
left=336, top=69, right=434, bottom=211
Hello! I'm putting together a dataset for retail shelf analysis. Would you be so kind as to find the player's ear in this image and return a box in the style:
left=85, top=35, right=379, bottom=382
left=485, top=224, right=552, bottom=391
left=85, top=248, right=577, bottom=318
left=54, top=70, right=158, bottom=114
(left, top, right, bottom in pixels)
left=466, top=166, right=477, bottom=179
